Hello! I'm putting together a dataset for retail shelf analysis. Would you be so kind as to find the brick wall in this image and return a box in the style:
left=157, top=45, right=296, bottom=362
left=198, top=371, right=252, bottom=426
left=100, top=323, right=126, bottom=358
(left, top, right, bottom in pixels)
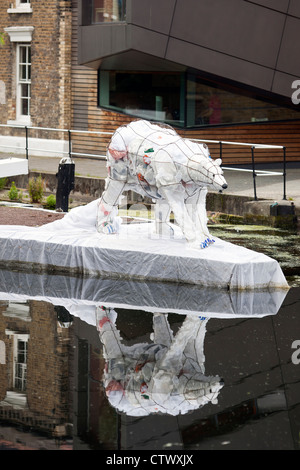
left=0, top=299, right=71, bottom=432
left=0, top=0, right=72, bottom=136
left=27, top=301, right=71, bottom=418
left=0, top=2, right=14, bottom=125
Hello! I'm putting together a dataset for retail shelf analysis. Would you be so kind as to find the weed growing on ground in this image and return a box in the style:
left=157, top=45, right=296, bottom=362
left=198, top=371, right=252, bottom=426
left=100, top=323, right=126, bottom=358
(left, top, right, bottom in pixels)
left=0, top=178, right=7, bottom=190
left=28, top=175, right=44, bottom=203
left=8, top=181, right=21, bottom=201
left=45, top=194, right=56, bottom=209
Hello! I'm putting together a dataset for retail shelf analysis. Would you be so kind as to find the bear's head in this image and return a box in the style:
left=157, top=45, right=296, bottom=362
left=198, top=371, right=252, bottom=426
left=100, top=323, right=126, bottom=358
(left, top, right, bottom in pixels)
left=187, top=155, right=228, bottom=191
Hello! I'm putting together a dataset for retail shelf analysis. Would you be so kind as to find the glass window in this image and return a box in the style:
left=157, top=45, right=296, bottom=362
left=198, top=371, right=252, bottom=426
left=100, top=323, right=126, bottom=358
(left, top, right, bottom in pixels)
left=0, top=340, right=5, bottom=365
left=17, top=0, right=31, bottom=7
left=15, top=339, right=27, bottom=392
left=98, top=70, right=299, bottom=128
left=17, top=44, right=31, bottom=118
left=9, top=334, right=29, bottom=393
left=186, top=74, right=300, bottom=127
left=83, top=0, right=126, bottom=24
left=99, top=71, right=185, bottom=126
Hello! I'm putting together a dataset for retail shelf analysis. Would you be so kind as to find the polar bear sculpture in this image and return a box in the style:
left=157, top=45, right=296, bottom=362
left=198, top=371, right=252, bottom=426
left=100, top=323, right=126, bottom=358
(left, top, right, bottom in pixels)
left=97, top=306, right=223, bottom=416
left=97, top=120, right=227, bottom=249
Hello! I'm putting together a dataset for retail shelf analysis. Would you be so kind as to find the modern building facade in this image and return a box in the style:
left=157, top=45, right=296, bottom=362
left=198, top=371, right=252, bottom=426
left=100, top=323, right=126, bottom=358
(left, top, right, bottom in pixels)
left=1, top=1, right=300, bottom=164
left=77, top=0, right=300, bottom=164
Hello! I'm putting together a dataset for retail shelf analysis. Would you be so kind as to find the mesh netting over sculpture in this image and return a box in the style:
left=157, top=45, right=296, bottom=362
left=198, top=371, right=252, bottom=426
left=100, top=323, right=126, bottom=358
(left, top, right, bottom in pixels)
left=97, top=120, right=228, bottom=249
left=97, top=306, right=223, bottom=416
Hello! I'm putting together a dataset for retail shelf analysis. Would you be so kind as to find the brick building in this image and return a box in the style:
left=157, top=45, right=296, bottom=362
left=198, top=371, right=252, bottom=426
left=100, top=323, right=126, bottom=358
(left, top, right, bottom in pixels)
left=0, top=299, right=72, bottom=444
left=0, top=0, right=72, bottom=156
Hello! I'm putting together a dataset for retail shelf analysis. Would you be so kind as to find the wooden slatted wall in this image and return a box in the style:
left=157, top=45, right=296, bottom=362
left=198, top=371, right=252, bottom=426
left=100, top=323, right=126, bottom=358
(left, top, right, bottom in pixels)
left=182, top=120, right=300, bottom=165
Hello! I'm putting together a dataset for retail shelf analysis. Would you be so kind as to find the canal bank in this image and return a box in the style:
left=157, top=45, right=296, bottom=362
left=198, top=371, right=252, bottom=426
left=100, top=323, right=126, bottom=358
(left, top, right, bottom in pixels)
left=1, top=154, right=299, bottom=230
left=1, top=159, right=300, bottom=288
left=0, top=163, right=299, bottom=451
left=1, top=174, right=298, bottom=232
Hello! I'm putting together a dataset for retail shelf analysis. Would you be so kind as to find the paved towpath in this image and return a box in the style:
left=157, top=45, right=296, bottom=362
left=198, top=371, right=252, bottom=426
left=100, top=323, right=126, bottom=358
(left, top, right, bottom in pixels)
left=1, top=153, right=300, bottom=207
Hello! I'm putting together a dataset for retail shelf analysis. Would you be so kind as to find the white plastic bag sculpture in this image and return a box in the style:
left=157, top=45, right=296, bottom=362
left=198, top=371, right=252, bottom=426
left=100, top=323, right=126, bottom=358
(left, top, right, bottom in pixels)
left=96, top=306, right=223, bottom=416
left=97, top=120, right=228, bottom=249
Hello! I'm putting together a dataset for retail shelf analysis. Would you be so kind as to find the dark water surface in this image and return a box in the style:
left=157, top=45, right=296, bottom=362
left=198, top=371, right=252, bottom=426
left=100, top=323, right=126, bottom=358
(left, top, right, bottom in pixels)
left=0, top=269, right=299, bottom=452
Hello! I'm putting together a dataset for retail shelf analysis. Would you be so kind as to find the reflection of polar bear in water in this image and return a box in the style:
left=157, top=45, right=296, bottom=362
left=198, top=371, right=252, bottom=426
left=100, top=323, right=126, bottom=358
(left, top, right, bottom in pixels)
left=96, top=307, right=223, bottom=416
left=97, top=120, right=228, bottom=249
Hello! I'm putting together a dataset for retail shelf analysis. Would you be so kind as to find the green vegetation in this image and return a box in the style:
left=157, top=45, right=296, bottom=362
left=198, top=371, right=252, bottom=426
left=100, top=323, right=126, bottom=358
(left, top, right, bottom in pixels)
left=28, top=175, right=44, bottom=203
left=45, top=194, right=56, bottom=210
left=8, top=181, right=21, bottom=201
left=0, top=177, right=7, bottom=190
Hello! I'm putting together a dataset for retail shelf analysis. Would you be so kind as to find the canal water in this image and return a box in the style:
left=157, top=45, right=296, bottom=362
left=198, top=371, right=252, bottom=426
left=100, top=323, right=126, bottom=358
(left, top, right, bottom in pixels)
left=0, top=224, right=299, bottom=452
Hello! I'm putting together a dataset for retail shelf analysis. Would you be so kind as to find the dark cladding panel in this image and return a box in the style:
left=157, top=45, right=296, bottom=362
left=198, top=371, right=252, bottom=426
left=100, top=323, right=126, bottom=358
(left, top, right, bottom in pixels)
left=100, top=51, right=185, bottom=72
left=272, top=71, right=300, bottom=99
left=79, top=23, right=129, bottom=66
left=130, top=0, right=176, bottom=34
left=130, top=26, right=169, bottom=58
left=166, top=38, right=274, bottom=92
left=288, top=0, right=300, bottom=18
left=170, top=0, right=285, bottom=68
left=244, top=0, right=290, bottom=13
left=78, top=0, right=300, bottom=99
left=276, top=16, right=300, bottom=77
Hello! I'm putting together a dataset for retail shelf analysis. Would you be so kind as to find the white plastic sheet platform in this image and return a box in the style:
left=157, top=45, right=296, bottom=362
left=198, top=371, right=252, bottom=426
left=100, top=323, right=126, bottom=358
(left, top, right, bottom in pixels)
left=0, top=157, right=28, bottom=178
left=0, top=200, right=288, bottom=290
left=0, top=270, right=288, bottom=321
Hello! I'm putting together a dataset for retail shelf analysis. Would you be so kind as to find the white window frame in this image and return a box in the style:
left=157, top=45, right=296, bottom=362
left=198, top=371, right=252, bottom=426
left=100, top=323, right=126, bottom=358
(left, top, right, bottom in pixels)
left=4, top=26, right=33, bottom=126
left=13, top=334, right=28, bottom=392
left=16, top=44, right=31, bottom=123
left=5, top=330, right=29, bottom=393
left=7, top=0, right=32, bottom=14
left=0, top=340, right=5, bottom=365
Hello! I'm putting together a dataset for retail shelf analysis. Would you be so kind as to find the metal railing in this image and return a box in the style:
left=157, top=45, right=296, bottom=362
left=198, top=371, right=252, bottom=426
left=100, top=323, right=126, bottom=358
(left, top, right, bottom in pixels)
left=0, top=123, right=112, bottom=159
left=0, top=123, right=287, bottom=200
left=194, top=138, right=287, bottom=201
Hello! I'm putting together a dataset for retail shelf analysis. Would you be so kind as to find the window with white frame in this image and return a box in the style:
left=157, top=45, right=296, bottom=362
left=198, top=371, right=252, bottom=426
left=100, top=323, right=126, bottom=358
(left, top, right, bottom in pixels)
left=4, top=26, right=33, bottom=125
left=5, top=330, right=29, bottom=393
left=17, top=44, right=31, bottom=119
left=7, top=0, right=32, bottom=14
left=14, top=335, right=28, bottom=392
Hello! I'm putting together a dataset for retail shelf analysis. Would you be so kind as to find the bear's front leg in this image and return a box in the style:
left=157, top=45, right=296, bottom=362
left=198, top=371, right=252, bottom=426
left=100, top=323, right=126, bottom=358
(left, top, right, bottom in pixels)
left=96, top=178, right=125, bottom=234
left=185, top=187, right=215, bottom=249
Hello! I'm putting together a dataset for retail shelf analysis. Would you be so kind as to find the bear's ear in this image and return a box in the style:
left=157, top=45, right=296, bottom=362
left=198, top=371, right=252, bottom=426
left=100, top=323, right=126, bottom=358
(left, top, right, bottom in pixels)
left=215, top=158, right=222, bottom=166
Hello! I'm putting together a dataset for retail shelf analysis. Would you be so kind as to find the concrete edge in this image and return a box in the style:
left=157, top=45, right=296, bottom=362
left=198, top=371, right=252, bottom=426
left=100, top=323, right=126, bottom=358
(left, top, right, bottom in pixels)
left=3, top=171, right=299, bottom=230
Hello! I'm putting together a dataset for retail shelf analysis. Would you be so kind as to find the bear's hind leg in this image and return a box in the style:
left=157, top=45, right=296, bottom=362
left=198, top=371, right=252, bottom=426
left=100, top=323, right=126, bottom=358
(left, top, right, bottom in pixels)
left=154, top=198, right=174, bottom=238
